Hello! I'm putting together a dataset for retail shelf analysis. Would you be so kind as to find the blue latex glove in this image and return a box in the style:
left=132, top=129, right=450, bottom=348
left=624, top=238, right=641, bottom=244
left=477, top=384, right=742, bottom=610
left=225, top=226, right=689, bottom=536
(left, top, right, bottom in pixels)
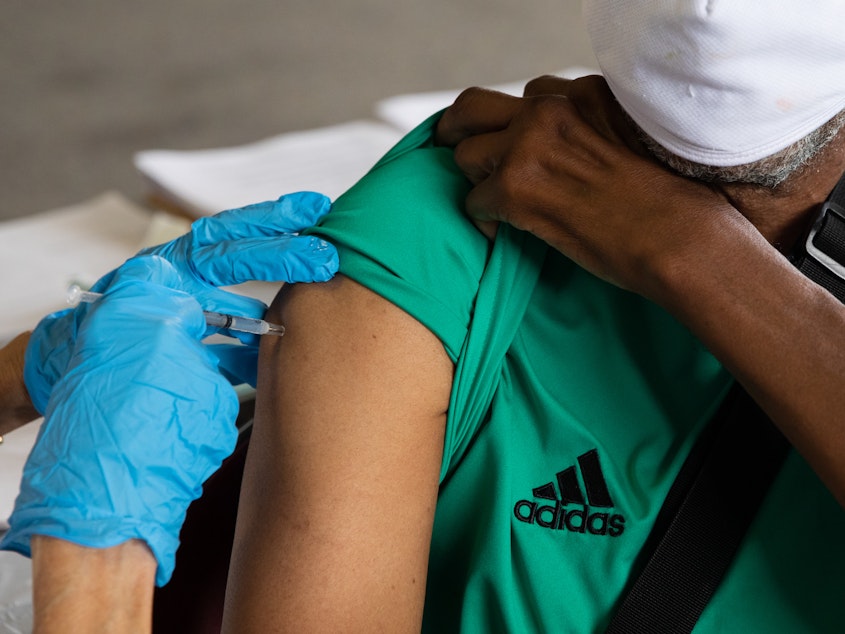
left=1, top=256, right=240, bottom=587
left=24, top=191, right=337, bottom=411
left=138, top=190, right=337, bottom=334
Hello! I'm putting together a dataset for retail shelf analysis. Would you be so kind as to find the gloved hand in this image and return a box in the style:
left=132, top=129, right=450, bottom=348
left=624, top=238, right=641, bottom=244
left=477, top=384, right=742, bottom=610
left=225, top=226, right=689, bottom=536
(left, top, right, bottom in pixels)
left=1, top=256, right=240, bottom=587
left=24, top=191, right=338, bottom=411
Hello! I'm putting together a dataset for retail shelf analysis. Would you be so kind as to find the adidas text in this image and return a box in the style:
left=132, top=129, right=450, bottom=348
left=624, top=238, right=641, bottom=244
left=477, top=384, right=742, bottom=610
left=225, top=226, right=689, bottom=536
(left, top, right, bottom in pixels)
left=513, top=500, right=626, bottom=537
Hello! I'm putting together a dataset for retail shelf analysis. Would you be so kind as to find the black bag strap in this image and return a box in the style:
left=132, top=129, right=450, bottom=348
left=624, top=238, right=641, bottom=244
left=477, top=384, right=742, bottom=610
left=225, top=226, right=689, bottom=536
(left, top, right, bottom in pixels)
left=605, top=171, right=845, bottom=634
left=604, top=387, right=789, bottom=634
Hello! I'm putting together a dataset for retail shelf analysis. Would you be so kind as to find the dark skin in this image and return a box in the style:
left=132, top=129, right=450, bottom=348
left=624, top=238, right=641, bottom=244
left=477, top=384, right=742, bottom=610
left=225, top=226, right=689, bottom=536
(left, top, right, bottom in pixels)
left=435, top=74, right=845, bottom=507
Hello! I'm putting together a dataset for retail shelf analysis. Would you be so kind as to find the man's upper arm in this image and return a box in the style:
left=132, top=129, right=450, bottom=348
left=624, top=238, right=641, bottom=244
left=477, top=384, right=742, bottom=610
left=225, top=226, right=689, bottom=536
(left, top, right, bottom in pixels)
left=223, top=275, right=454, bottom=632
left=224, top=120, right=491, bottom=631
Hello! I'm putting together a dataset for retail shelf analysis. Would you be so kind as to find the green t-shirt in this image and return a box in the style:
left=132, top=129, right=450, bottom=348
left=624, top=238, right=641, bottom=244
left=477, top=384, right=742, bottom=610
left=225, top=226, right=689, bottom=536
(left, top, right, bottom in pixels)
left=309, top=114, right=845, bottom=632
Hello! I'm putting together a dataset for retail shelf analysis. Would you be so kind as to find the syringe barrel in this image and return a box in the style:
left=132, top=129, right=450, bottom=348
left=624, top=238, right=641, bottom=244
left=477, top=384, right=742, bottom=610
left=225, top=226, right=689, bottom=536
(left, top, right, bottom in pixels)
left=203, top=311, right=270, bottom=335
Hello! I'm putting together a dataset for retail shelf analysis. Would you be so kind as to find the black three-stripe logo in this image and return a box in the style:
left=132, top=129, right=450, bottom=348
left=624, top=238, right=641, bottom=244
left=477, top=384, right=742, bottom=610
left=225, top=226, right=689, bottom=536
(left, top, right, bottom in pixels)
left=532, top=448, right=614, bottom=508
left=514, top=449, right=626, bottom=537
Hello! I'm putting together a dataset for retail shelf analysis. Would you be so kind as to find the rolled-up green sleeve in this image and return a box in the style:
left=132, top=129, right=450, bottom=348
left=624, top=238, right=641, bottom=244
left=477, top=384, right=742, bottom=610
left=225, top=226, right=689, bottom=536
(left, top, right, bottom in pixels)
left=307, top=119, right=490, bottom=362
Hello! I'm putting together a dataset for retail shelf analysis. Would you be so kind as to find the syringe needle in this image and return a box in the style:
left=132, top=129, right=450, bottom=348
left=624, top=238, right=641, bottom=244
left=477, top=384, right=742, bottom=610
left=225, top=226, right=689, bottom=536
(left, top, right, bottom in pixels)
left=67, top=285, right=285, bottom=337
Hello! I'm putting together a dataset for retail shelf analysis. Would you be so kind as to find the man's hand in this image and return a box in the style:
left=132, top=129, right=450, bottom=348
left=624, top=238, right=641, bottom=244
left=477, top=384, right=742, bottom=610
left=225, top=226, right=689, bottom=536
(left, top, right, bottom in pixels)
left=435, top=75, right=738, bottom=298
left=438, top=75, right=845, bottom=509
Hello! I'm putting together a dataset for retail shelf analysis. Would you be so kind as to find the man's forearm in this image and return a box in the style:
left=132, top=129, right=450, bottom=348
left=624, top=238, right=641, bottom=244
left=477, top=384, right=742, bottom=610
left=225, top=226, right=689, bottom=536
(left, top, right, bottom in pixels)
left=0, top=331, right=39, bottom=436
left=652, top=209, right=845, bottom=505
left=31, top=535, right=157, bottom=633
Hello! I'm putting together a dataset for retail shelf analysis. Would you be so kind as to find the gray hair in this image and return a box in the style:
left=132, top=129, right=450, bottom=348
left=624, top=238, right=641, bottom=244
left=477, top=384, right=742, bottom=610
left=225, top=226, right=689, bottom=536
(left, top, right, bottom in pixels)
left=639, top=109, right=845, bottom=188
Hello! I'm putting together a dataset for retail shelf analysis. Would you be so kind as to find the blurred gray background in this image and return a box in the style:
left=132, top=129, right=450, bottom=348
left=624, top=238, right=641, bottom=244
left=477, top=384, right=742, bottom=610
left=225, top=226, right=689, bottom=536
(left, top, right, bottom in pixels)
left=0, top=0, right=596, bottom=222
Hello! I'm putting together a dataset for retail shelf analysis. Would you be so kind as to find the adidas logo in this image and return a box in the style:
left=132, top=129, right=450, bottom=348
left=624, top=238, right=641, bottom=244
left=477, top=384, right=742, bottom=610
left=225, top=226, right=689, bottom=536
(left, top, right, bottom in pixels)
left=514, top=449, right=626, bottom=537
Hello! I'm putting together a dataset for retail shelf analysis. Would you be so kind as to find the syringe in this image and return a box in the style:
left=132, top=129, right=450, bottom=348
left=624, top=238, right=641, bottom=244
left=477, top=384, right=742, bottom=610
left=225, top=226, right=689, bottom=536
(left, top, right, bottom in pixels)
left=67, top=285, right=285, bottom=337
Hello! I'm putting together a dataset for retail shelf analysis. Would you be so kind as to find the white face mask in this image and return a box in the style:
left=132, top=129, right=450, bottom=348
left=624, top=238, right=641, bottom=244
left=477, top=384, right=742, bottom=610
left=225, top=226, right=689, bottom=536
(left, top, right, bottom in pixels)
left=582, top=0, right=845, bottom=166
